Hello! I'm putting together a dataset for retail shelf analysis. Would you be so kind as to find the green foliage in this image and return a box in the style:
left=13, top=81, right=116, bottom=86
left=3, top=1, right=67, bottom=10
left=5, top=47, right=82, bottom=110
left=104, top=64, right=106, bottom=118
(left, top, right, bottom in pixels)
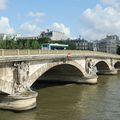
left=0, top=40, right=6, bottom=49
left=30, top=40, right=39, bottom=49
left=38, top=37, right=51, bottom=44
left=67, top=42, right=76, bottom=50
left=0, top=37, right=77, bottom=50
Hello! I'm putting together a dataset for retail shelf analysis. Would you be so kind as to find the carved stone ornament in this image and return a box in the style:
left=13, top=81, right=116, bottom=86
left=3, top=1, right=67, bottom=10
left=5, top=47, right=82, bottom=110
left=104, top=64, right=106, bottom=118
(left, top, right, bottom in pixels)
left=86, top=59, right=97, bottom=76
left=13, top=62, right=31, bottom=93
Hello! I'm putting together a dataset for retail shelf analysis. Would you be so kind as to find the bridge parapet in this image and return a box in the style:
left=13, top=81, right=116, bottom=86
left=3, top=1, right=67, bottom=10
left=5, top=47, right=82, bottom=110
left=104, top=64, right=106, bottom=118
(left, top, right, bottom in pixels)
left=0, top=49, right=119, bottom=59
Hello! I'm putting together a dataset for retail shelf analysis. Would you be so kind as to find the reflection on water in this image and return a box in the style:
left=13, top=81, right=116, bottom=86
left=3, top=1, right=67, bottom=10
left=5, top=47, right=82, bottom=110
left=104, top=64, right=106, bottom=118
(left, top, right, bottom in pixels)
left=1, top=74, right=120, bottom=120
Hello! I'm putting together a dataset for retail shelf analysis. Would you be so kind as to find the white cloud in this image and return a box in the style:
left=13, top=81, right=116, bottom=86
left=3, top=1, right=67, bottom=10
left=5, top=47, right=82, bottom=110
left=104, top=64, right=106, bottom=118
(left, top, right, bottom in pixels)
left=20, top=22, right=71, bottom=37
left=28, top=11, right=45, bottom=17
left=20, top=22, right=36, bottom=32
left=100, top=0, right=118, bottom=5
left=81, top=2, right=120, bottom=40
left=50, top=22, right=70, bottom=36
left=20, top=22, right=41, bottom=36
left=0, top=17, right=15, bottom=34
left=0, top=0, right=7, bottom=10
left=19, top=11, right=45, bottom=36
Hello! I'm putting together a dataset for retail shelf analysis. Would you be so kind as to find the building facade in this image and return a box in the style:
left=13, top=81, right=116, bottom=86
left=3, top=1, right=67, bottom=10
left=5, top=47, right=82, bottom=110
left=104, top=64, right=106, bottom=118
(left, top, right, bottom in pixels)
left=69, top=35, right=120, bottom=54
left=69, top=38, right=93, bottom=50
left=17, top=36, right=39, bottom=40
left=70, top=39, right=87, bottom=50
left=96, top=35, right=120, bottom=54
left=40, top=31, right=68, bottom=41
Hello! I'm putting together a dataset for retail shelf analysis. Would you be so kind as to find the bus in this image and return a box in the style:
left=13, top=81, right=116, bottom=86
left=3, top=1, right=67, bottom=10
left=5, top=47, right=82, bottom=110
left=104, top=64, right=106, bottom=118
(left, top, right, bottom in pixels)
left=41, top=43, right=68, bottom=50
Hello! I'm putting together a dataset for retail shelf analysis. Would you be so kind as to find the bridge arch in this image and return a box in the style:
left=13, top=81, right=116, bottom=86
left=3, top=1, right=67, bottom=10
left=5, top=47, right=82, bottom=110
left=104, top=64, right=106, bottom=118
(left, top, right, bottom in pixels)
left=94, top=61, right=110, bottom=74
left=114, top=61, right=120, bottom=69
left=28, top=61, right=86, bottom=87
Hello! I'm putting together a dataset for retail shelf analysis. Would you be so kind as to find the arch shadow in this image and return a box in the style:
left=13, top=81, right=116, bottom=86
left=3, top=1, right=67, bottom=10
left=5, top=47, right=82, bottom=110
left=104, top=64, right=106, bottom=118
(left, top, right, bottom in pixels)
left=29, top=61, right=85, bottom=89
left=114, top=62, right=120, bottom=69
left=95, top=61, right=110, bottom=75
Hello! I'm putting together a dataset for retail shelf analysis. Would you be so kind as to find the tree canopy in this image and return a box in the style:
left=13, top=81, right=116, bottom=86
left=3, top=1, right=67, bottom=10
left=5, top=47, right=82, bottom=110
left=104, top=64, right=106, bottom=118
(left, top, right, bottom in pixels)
left=0, top=37, right=76, bottom=50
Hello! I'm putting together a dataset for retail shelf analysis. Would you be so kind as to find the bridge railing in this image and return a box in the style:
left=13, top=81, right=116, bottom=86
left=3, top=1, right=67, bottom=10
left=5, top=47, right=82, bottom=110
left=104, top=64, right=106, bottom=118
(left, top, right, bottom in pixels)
left=0, top=49, right=119, bottom=58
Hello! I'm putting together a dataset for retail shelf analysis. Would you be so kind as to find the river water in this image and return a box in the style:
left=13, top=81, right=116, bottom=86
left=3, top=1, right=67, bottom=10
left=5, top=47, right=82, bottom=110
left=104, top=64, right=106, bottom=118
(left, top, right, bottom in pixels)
left=1, top=74, right=120, bottom=120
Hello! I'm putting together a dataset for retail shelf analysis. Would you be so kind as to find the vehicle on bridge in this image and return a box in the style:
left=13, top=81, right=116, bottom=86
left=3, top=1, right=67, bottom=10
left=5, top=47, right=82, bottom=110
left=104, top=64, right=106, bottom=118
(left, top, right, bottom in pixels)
left=41, top=43, right=68, bottom=50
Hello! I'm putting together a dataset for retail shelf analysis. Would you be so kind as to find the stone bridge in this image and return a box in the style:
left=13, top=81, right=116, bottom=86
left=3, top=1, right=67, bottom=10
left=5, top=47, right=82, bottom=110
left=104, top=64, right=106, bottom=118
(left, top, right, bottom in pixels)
left=0, top=50, right=120, bottom=111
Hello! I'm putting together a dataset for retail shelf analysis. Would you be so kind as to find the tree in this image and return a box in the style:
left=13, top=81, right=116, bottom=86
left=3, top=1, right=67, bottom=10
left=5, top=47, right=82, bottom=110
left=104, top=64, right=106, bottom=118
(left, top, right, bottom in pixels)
left=17, top=40, right=24, bottom=49
left=24, top=40, right=30, bottom=49
left=0, top=40, right=5, bottom=49
left=30, top=40, right=39, bottom=49
left=38, top=37, right=51, bottom=44
left=68, top=42, right=76, bottom=50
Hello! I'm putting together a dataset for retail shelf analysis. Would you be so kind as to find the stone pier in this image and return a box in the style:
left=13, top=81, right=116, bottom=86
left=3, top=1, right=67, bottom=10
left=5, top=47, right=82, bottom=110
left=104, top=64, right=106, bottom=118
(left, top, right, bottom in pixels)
left=0, top=91, right=38, bottom=111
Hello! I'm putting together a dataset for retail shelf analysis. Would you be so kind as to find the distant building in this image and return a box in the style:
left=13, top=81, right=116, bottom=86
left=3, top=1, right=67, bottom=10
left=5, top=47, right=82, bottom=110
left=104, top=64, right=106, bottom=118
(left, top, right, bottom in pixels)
left=88, top=41, right=94, bottom=51
left=92, top=40, right=99, bottom=51
left=17, top=36, right=39, bottom=40
left=40, top=31, right=69, bottom=41
left=69, top=38, right=92, bottom=50
left=69, top=35, right=120, bottom=54
left=97, top=35, right=120, bottom=54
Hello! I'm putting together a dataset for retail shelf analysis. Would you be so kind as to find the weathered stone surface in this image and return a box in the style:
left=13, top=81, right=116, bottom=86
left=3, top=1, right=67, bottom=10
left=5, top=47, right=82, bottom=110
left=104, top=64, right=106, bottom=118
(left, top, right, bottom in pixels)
left=0, top=91, right=38, bottom=111
left=0, top=54, right=119, bottom=94
left=0, top=52, right=119, bottom=111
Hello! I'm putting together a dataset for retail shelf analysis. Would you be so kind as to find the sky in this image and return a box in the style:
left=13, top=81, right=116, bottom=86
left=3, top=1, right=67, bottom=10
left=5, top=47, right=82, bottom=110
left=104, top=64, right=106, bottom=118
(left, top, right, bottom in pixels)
left=0, top=0, right=120, bottom=40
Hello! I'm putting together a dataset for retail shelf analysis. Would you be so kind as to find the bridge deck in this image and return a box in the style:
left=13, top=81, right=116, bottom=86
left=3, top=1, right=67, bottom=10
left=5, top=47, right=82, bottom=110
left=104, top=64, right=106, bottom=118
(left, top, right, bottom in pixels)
left=0, top=49, right=119, bottom=62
